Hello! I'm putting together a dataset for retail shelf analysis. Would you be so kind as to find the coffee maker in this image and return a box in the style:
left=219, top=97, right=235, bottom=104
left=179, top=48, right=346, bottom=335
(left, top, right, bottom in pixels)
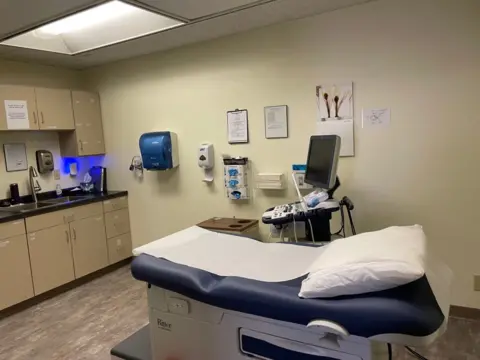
left=89, top=166, right=107, bottom=193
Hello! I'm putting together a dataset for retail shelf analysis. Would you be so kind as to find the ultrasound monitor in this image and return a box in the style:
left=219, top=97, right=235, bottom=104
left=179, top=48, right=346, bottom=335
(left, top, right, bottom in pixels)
left=305, top=135, right=341, bottom=190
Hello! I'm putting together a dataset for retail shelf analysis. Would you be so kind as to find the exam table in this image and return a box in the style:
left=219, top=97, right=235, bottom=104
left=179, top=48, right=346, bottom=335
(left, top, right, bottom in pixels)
left=130, top=226, right=451, bottom=360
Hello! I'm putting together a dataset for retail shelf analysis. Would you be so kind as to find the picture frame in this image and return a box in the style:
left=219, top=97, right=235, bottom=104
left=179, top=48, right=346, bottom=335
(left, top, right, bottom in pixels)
left=3, top=143, right=28, bottom=172
left=264, top=105, right=288, bottom=139
left=227, top=109, right=249, bottom=144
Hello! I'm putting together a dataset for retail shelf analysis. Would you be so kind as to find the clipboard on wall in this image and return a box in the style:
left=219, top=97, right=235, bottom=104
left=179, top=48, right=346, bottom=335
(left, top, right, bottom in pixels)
left=227, top=109, right=249, bottom=144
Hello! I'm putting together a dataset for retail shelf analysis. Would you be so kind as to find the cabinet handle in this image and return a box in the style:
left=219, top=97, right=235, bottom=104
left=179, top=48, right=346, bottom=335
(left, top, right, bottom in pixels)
left=0, top=240, right=10, bottom=248
left=41, top=111, right=45, bottom=124
left=79, top=140, right=84, bottom=151
left=65, top=230, right=69, bottom=243
left=72, top=228, right=77, bottom=240
left=33, top=112, right=37, bottom=124
left=63, top=215, right=66, bottom=223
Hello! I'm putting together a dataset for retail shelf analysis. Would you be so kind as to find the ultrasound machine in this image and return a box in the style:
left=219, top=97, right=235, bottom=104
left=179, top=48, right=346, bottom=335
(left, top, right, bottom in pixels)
left=262, top=135, right=355, bottom=242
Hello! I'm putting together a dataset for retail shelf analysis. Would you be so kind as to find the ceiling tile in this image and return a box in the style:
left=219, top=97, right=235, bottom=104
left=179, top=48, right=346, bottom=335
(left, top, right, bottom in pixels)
left=135, top=0, right=263, bottom=20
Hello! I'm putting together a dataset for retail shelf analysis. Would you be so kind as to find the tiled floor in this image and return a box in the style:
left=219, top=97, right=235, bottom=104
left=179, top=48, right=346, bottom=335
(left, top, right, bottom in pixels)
left=0, top=265, right=479, bottom=359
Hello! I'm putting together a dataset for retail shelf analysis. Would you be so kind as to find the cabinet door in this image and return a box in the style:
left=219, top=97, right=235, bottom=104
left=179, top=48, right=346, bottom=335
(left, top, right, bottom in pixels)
left=28, top=224, right=75, bottom=295
left=107, top=233, right=132, bottom=264
left=70, top=215, right=108, bottom=278
left=35, top=88, right=75, bottom=130
left=72, top=91, right=105, bottom=156
left=105, top=208, right=131, bottom=238
left=0, top=85, right=39, bottom=130
left=0, top=235, right=34, bottom=310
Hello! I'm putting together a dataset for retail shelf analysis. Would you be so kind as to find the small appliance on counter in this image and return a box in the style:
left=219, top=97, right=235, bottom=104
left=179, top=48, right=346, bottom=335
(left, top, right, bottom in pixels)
left=9, top=183, right=21, bottom=205
left=89, top=166, right=107, bottom=193
left=36, top=150, right=54, bottom=174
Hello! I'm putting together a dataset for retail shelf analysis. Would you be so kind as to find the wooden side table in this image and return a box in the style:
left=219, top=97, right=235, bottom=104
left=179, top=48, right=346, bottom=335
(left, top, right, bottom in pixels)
left=197, top=217, right=260, bottom=240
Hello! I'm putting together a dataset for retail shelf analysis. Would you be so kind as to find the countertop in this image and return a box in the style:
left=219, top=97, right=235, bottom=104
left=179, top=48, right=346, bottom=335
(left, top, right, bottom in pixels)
left=0, top=191, right=128, bottom=225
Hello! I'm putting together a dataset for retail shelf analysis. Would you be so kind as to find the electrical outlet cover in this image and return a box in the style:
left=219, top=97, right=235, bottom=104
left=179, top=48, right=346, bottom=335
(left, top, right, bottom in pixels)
left=53, top=169, right=60, bottom=180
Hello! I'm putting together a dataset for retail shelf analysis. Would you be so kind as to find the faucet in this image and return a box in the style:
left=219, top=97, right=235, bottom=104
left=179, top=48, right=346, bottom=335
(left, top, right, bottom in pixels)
left=29, top=166, right=41, bottom=203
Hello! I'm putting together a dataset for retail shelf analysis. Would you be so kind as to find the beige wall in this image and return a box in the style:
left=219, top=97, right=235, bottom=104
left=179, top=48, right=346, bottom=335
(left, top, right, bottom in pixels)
left=0, top=60, right=98, bottom=198
left=85, top=0, right=480, bottom=307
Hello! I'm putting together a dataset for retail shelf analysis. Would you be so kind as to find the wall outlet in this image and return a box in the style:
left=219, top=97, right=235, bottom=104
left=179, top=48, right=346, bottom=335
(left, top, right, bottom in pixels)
left=53, top=169, right=60, bottom=180
left=474, top=275, right=480, bottom=291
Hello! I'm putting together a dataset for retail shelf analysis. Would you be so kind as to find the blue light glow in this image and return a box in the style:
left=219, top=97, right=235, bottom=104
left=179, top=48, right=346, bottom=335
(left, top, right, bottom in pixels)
left=61, top=155, right=105, bottom=176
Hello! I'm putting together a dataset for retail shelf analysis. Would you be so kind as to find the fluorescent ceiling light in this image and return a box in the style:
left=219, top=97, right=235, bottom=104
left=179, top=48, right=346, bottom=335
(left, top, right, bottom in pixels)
left=1, top=0, right=184, bottom=55
left=38, top=2, right=135, bottom=36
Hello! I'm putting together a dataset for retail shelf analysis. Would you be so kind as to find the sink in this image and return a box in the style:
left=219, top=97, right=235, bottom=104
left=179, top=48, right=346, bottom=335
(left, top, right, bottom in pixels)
left=39, top=196, right=89, bottom=204
left=0, top=196, right=91, bottom=213
left=0, top=203, right=53, bottom=213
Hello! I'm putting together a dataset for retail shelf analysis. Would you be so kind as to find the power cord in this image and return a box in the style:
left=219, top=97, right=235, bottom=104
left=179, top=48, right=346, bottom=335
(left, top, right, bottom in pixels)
left=405, top=346, right=429, bottom=360
left=388, top=344, right=392, bottom=360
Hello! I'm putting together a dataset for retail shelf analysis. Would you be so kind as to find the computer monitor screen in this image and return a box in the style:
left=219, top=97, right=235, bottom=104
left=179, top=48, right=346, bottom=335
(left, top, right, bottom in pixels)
left=305, top=135, right=341, bottom=189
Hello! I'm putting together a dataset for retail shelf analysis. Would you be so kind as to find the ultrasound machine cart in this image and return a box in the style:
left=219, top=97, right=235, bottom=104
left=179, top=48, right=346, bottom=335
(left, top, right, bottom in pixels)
left=262, top=135, right=356, bottom=242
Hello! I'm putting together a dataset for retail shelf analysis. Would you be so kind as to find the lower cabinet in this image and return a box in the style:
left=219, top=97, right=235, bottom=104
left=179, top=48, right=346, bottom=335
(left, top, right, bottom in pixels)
left=0, top=234, right=34, bottom=310
left=107, top=233, right=133, bottom=264
left=70, top=215, right=108, bottom=278
left=0, top=197, right=131, bottom=309
left=28, top=224, right=75, bottom=295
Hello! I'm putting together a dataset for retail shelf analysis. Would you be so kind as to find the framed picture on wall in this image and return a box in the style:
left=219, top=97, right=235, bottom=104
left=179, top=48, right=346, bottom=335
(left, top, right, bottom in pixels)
left=264, top=105, right=288, bottom=139
left=3, top=143, right=28, bottom=172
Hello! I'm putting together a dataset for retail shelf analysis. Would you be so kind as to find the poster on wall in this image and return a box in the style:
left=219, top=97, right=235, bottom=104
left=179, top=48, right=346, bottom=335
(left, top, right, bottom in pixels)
left=4, top=100, right=30, bottom=130
left=315, top=82, right=354, bottom=157
left=362, top=108, right=391, bottom=128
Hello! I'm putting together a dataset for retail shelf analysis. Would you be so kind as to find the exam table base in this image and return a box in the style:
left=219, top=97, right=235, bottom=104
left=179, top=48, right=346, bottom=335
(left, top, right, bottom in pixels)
left=146, top=285, right=389, bottom=360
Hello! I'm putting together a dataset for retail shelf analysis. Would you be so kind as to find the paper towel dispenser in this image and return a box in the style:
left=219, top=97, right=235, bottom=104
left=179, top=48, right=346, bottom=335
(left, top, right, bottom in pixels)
left=139, top=131, right=179, bottom=171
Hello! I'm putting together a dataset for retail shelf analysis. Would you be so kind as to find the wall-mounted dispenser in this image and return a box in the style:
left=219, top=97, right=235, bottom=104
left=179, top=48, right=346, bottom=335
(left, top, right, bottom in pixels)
left=36, top=150, right=54, bottom=174
left=198, top=143, right=214, bottom=182
left=139, top=131, right=179, bottom=171
left=223, top=157, right=249, bottom=200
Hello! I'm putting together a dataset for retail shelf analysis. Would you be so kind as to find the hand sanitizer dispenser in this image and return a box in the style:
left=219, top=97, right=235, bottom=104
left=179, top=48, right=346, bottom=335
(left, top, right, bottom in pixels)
left=139, top=131, right=179, bottom=171
left=198, top=143, right=214, bottom=169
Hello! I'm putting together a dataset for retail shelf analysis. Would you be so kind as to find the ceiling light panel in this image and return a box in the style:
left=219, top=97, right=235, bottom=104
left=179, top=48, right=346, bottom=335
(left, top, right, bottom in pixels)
left=1, top=1, right=184, bottom=55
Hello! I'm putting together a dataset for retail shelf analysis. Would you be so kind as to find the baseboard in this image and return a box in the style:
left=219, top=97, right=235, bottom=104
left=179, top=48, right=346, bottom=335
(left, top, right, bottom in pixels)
left=450, top=305, right=480, bottom=320
left=0, top=257, right=132, bottom=320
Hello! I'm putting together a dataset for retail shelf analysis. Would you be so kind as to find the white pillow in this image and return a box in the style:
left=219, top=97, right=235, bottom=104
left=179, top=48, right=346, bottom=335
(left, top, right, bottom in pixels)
left=299, top=225, right=426, bottom=298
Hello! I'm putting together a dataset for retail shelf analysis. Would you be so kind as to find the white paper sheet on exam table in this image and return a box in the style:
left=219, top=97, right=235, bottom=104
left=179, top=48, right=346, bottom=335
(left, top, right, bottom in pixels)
left=133, top=226, right=324, bottom=282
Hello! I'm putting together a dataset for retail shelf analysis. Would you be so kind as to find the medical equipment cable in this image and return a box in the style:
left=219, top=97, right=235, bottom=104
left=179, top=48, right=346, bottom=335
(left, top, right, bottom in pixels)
left=332, top=204, right=346, bottom=237
left=405, top=346, right=429, bottom=360
left=293, top=217, right=298, bottom=243
left=307, top=219, right=315, bottom=243
left=387, top=343, right=392, bottom=360
left=346, top=206, right=356, bottom=235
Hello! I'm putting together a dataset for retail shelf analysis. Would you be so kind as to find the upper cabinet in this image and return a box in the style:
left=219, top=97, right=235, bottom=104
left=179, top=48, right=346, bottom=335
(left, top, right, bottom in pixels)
left=59, top=90, right=106, bottom=157
left=0, top=85, right=75, bottom=131
left=0, top=85, right=106, bottom=157
left=0, top=85, right=39, bottom=130
left=35, top=88, right=75, bottom=130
